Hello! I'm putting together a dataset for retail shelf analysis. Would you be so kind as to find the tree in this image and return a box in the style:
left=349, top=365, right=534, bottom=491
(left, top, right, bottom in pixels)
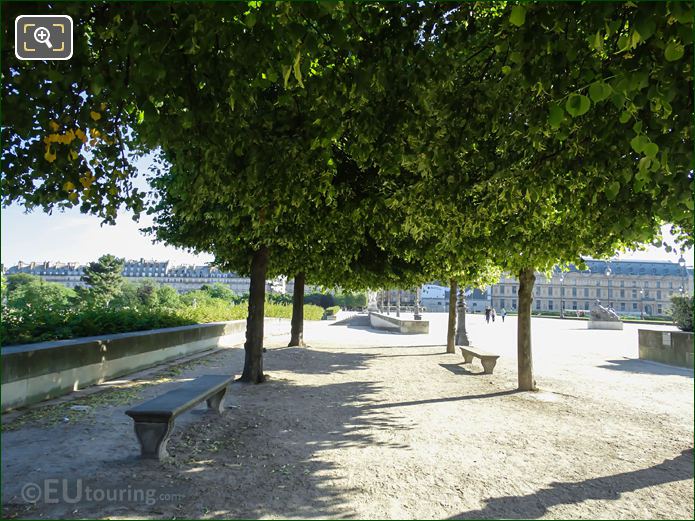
left=79, top=254, right=125, bottom=307
left=5, top=273, right=40, bottom=292
left=404, top=3, right=692, bottom=390
left=670, top=295, right=693, bottom=332
left=200, top=283, right=236, bottom=302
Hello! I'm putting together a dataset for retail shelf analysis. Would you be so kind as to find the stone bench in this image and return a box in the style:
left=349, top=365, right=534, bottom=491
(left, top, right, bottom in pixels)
left=459, top=346, right=500, bottom=374
left=125, top=374, right=233, bottom=460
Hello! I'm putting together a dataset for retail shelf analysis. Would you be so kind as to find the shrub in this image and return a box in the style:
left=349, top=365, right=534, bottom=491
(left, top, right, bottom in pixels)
left=304, top=292, right=335, bottom=308
left=324, top=305, right=341, bottom=316
left=302, top=304, right=324, bottom=321
left=670, top=295, right=693, bottom=332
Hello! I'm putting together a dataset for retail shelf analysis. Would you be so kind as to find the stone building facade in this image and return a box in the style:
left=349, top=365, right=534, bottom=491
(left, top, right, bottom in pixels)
left=490, top=260, right=693, bottom=317
left=4, top=259, right=284, bottom=294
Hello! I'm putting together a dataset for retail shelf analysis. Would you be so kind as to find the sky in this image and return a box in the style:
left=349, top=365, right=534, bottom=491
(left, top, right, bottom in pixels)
left=1, top=203, right=692, bottom=269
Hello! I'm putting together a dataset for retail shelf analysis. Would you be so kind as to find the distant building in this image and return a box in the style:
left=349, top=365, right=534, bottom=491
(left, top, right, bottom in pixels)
left=4, top=259, right=286, bottom=294
left=490, top=259, right=693, bottom=317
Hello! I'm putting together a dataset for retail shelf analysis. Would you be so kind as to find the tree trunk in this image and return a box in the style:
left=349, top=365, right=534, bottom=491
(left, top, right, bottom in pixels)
left=517, top=266, right=537, bottom=391
left=396, top=290, right=401, bottom=317
left=455, top=286, right=469, bottom=346
left=240, top=246, right=269, bottom=383
left=447, top=279, right=457, bottom=353
left=288, top=272, right=305, bottom=347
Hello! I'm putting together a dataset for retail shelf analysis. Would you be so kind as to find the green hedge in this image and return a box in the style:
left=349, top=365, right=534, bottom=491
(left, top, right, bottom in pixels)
left=1, top=301, right=325, bottom=346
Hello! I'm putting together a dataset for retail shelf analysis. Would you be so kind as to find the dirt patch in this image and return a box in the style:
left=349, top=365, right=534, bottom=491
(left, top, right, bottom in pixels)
left=2, top=317, right=693, bottom=519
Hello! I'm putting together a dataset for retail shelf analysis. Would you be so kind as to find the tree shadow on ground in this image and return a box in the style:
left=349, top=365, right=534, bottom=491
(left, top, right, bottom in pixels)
left=362, top=389, right=520, bottom=411
left=598, top=358, right=693, bottom=378
left=448, top=449, right=694, bottom=520
left=2, top=347, right=413, bottom=520
left=263, top=346, right=373, bottom=375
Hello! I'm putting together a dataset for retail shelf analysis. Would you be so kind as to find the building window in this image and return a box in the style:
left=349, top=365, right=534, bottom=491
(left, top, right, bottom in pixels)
left=584, top=301, right=590, bottom=310
left=535, top=287, right=540, bottom=296
left=620, top=302, right=626, bottom=311
left=548, top=300, right=554, bottom=310
left=500, top=299, right=505, bottom=308
left=536, top=300, right=541, bottom=310
left=633, top=303, right=638, bottom=310
left=572, top=287, right=577, bottom=297
left=632, top=289, right=637, bottom=299
left=572, top=301, right=577, bottom=310
left=596, top=288, right=601, bottom=299
left=548, top=287, right=553, bottom=296
left=657, top=305, right=662, bottom=314
left=656, top=281, right=661, bottom=288
left=657, top=290, right=661, bottom=300
left=561, top=287, right=565, bottom=296
left=620, top=289, right=625, bottom=298
left=584, top=288, right=589, bottom=297
left=512, top=299, right=517, bottom=309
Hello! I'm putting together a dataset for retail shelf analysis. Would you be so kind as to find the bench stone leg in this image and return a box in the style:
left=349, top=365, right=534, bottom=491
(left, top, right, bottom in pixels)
left=481, top=358, right=497, bottom=375
left=462, top=353, right=474, bottom=364
left=133, top=420, right=173, bottom=460
left=206, top=387, right=227, bottom=414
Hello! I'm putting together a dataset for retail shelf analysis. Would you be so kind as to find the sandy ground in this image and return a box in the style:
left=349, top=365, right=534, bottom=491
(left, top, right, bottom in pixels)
left=2, top=313, right=693, bottom=519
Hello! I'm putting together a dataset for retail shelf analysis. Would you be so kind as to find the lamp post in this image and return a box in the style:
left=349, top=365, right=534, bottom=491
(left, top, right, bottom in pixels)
left=605, top=262, right=612, bottom=309
left=678, top=255, right=687, bottom=295
left=639, top=287, right=644, bottom=320
left=559, top=272, right=565, bottom=319
left=414, top=286, right=422, bottom=320
left=455, top=286, right=470, bottom=346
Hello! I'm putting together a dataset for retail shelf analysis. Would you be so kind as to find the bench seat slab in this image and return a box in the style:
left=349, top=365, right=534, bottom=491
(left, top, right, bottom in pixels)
left=126, top=374, right=233, bottom=460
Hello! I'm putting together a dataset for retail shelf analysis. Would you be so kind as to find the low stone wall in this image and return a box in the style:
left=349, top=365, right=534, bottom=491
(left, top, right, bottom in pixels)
left=369, top=312, right=429, bottom=334
left=1, top=318, right=290, bottom=411
left=638, top=329, right=694, bottom=369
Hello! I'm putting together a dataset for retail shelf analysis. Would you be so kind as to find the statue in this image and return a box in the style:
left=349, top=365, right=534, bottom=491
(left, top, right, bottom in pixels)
left=367, top=291, right=379, bottom=311
left=589, top=299, right=621, bottom=324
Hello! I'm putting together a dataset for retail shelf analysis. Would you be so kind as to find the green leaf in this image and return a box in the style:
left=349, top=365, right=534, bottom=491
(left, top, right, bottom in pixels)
left=588, top=82, right=612, bottom=102
left=619, top=111, right=631, bottom=124
left=548, top=104, right=564, bottom=128
left=509, top=5, right=526, bottom=27
left=664, top=42, right=684, bottom=62
left=591, top=31, right=603, bottom=51
left=137, top=110, right=145, bottom=124
left=634, top=17, right=656, bottom=41
left=643, top=142, right=659, bottom=158
left=565, top=94, right=591, bottom=117
left=245, top=12, right=256, bottom=28
left=501, top=65, right=512, bottom=75
left=606, top=181, right=620, bottom=201
left=630, top=135, right=648, bottom=153
left=282, top=65, right=291, bottom=89
left=293, top=51, right=304, bottom=88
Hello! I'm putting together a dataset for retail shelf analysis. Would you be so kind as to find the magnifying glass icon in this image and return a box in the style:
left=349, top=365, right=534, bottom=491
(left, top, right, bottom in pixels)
left=33, top=26, right=53, bottom=49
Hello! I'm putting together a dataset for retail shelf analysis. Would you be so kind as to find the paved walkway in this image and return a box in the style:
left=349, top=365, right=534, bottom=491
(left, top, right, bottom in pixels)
left=2, top=314, right=693, bottom=519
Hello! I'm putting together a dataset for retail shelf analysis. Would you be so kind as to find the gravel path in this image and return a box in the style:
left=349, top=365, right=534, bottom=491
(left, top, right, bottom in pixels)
left=2, top=314, right=693, bottom=519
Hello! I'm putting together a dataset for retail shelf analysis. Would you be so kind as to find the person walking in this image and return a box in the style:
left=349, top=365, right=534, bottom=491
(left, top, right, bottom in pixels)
left=485, top=306, right=491, bottom=324
left=491, top=308, right=496, bottom=322
left=501, top=307, right=507, bottom=322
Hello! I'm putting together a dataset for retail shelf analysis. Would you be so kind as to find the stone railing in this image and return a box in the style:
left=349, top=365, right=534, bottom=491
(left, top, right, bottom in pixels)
left=1, top=318, right=290, bottom=411
left=638, top=329, right=694, bottom=369
left=369, top=312, right=429, bottom=334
